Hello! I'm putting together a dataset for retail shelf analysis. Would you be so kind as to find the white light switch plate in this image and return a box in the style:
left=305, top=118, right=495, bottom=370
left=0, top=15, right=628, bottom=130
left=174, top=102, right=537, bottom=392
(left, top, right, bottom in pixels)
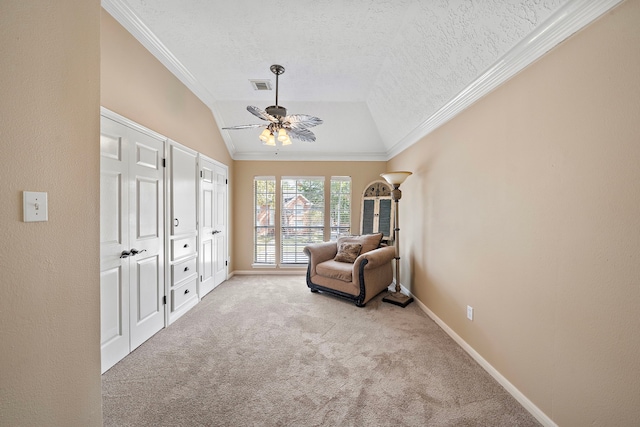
left=23, top=191, right=48, bottom=222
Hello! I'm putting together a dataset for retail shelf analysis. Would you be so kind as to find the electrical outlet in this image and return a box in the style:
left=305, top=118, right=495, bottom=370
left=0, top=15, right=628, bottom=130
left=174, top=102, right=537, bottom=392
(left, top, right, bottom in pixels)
left=467, top=305, right=474, bottom=321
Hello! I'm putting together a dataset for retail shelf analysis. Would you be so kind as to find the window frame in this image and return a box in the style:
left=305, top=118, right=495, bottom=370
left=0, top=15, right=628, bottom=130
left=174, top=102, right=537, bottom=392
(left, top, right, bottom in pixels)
left=253, top=176, right=276, bottom=265
left=329, top=176, right=352, bottom=241
left=252, top=175, right=353, bottom=267
left=280, top=176, right=325, bottom=265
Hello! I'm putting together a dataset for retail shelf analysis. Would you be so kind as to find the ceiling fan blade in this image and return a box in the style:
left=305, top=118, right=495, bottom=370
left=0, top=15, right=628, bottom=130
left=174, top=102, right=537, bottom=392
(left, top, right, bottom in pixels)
left=247, top=105, right=277, bottom=122
left=287, top=127, right=317, bottom=142
left=222, top=124, right=265, bottom=130
left=284, top=114, right=323, bottom=128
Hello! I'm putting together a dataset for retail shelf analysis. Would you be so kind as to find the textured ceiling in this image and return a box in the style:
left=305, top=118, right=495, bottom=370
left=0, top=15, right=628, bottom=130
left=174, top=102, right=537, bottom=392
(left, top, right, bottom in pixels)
left=105, top=0, right=617, bottom=160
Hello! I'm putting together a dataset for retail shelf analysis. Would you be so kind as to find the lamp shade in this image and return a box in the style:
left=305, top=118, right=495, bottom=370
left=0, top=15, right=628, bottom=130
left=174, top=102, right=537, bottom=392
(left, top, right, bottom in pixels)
left=259, top=128, right=271, bottom=142
left=264, top=134, right=276, bottom=146
left=380, top=171, right=412, bottom=185
left=277, top=128, right=288, bottom=142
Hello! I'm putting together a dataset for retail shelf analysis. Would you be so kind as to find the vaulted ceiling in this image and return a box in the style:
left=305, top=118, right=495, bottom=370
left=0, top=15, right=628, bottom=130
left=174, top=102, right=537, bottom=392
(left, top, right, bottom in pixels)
left=103, top=0, right=618, bottom=161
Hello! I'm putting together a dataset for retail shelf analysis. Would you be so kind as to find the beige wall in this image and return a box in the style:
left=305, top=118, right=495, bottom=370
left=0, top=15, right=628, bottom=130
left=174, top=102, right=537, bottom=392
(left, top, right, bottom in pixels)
left=100, top=11, right=232, bottom=166
left=233, top=161, right=387, bottom=272
left=388, top=1, right=640, bottom=425
left=0, top=2, right=103, bottom=426
left=101, top=9, right=234, bottom=269
left=2, top=2, right=637, bottom=425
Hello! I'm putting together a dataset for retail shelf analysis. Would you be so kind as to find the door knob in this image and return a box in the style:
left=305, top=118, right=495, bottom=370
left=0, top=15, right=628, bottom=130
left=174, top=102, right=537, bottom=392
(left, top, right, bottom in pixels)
left=130, top=248, right=147, bottom=256
left=120, top=250, right=131, bottom=259
left=212, top=230, right=221, bottom=234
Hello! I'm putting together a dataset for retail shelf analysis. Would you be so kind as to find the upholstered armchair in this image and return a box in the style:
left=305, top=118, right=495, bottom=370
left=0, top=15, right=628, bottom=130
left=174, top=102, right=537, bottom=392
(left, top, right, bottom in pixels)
left=303, top=233, right=395, bottom=307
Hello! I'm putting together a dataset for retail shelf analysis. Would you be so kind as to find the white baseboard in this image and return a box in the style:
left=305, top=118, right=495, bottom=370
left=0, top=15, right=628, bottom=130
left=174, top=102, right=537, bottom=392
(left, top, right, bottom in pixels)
left=408, top=290, right=557, bottom=427
left=232, top=269, right=306, bottom=276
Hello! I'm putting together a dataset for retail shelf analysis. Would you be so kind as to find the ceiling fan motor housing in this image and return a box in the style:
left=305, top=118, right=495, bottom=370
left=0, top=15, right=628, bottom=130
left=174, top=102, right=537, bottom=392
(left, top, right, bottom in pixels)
left=266, top=105, right=287, bottom=118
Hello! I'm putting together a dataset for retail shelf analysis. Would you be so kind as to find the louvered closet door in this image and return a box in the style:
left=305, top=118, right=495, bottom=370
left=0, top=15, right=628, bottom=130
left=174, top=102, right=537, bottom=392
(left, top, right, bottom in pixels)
left=100, top=115, right=165, bottom=373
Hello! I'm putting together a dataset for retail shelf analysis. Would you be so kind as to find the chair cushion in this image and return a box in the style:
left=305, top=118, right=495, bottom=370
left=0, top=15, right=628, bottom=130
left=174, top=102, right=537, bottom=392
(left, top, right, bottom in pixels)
left=337, top=233, right=383, bottom=254
left=316, top=260, right=353, bottom=282
left=334, top=243, right=362, bottom=263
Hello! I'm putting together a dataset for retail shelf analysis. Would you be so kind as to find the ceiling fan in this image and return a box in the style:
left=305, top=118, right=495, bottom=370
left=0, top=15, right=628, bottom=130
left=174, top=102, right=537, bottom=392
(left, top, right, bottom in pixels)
left=222, top=64, right=323, bottom=146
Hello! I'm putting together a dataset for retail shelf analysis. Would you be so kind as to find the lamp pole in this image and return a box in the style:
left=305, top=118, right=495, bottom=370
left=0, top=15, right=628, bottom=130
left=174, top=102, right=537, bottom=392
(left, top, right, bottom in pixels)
left=380, top=172, right=414, bottom=308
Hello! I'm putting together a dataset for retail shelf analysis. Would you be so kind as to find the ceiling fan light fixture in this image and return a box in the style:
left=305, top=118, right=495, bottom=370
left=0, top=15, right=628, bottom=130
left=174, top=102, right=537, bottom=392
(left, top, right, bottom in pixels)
left=264, top=134, right=276, bottom=146
left=277, top=128, right=288, bottom=142
left=223, top=64, right=323, bottom=146
left=259, top=128, right=271, bottom=142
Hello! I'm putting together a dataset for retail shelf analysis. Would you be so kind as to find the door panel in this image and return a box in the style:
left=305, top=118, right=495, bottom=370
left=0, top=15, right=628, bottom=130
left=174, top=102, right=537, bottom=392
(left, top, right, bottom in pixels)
left=100, top=172, right=123, bottom=246
left=100, top=266, right=128, bottom=346
left=135, top=256, right=160, bottom=322
left=100, top=115, right=165, bottom=373
left=199, top=160, right=215, bottom=297
left=213, top=165, right=227, bottom=286
left=170, top=145, right=197, bottom=235
left=199, top=158, right=227, bottom=297
left=136, top=142, right=160, bottom=169
left=201, top=239, right=213, bottom=283
left=100, top=119, right=130, bottom=373
left=137, top=178, right=159, bottom=239
left=129, top=131, right=165, bottom=351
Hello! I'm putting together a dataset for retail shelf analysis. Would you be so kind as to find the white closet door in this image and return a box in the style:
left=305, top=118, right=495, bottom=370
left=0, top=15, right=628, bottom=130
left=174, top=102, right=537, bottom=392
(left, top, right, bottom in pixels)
left=100, top=118, right=130, bottom=373
left=212, top=163, right=228, bottom=287
left=167, top=142, right=198, bottom=324
left=100, top=115, right=165, bottom=373
left=198, top=159, right=216, bottom=297
left=128, top=131, right=165, bottom=351
left=199, top=157, right=228, bottom=297
left=170, top=145, right=197, bottom=235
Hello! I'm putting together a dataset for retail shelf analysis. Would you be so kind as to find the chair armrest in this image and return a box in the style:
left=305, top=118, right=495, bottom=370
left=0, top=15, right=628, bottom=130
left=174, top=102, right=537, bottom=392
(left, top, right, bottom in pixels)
left=353, top=246, right=395, bottom=271
left=304, top=241, right=338, bottom=273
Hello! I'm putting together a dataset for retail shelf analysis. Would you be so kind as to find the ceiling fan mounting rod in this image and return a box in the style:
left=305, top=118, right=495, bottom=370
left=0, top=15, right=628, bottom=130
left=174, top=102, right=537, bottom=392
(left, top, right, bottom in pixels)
left=270, top=64, right=285, bottom=107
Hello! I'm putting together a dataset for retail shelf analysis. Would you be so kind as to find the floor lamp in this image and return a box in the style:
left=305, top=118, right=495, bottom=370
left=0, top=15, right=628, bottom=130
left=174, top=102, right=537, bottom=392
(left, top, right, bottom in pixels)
left=380, top=171, right=414, bottom=308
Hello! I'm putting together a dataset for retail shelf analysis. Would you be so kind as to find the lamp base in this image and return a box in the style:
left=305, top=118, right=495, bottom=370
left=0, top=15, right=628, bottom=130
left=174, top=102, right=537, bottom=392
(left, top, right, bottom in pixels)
left=382, top=291, right=414, bottom=308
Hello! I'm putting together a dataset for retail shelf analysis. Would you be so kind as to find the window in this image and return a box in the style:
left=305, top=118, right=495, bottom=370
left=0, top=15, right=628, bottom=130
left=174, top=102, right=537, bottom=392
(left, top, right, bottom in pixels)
left=254, top=177, right=276, bottom=264
left=281, top=177, right=324, bottom=264
left=330, top=177, right=351, bottom=240
left=253, top=175, right=352, bottom=266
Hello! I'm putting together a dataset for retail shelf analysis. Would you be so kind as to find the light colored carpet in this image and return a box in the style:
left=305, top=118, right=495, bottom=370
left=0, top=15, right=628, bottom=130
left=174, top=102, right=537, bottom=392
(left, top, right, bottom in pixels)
left=102, top=275, right=540, bottom=426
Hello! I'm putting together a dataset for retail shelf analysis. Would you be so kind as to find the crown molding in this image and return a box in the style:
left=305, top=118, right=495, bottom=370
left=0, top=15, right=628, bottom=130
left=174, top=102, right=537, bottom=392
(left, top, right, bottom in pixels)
left=385, top=0, right=624, bottom=160
left=103, top=0, right=622, bottom=162
left=101, top=0, right=237, bottom=158
left=233, top=151, right=389, bottom=162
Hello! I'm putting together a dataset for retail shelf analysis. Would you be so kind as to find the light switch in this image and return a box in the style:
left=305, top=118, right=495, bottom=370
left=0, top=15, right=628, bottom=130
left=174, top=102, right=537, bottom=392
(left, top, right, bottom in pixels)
left=23, top=191, right=48, bottom=222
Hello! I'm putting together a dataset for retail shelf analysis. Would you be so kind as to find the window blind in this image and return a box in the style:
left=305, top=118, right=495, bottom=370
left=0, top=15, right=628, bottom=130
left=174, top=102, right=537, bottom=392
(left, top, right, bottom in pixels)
left=281, top=177, right=324, bottom=264
left=254, top=177, right=276, bottom=264
left=330, top=177, right=351, bottom=240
